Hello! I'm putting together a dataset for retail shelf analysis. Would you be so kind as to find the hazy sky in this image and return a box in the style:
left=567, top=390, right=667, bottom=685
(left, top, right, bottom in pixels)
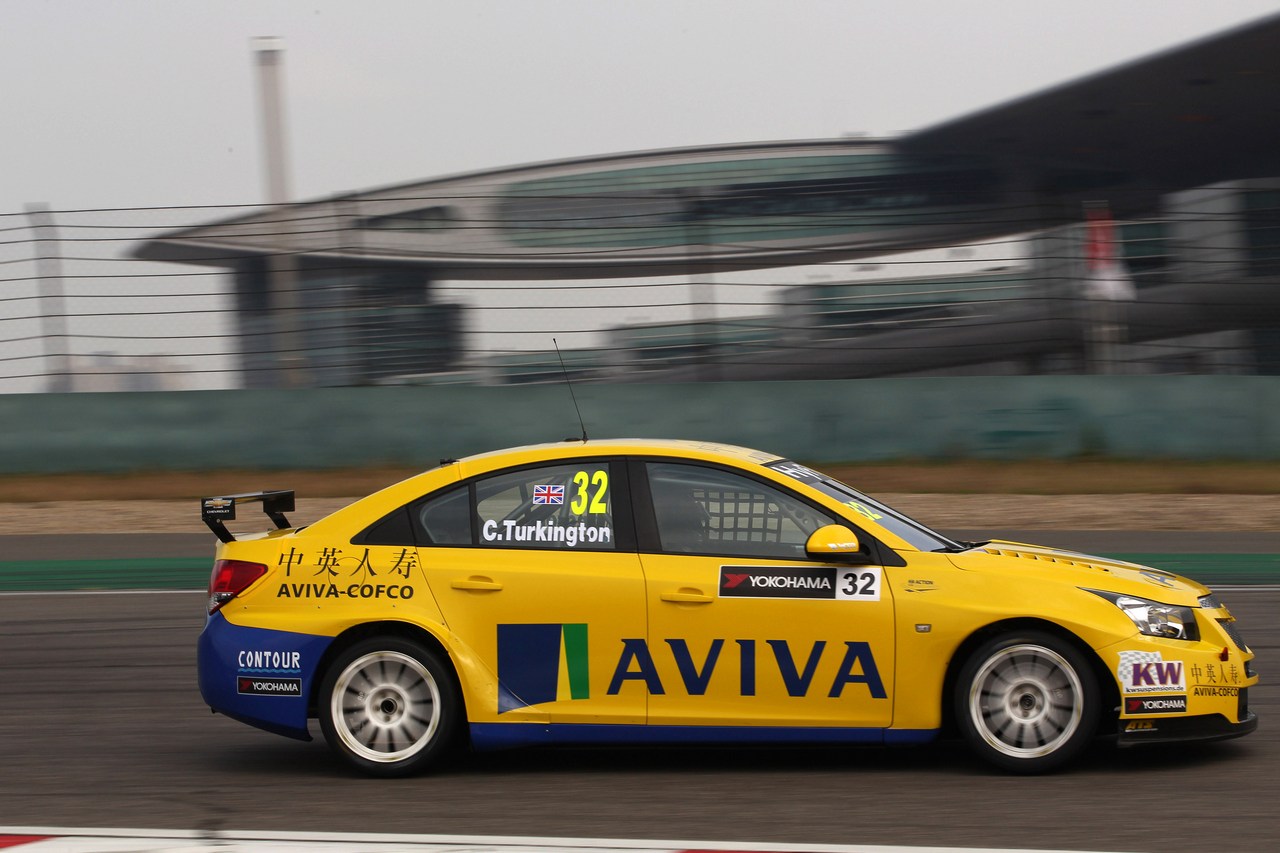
left=4, top=0, right=1280, bottom=217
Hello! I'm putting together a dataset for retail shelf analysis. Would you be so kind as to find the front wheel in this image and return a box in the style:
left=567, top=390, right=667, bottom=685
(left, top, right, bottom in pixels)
left=955, top=631, right=1099, bottom=773
left=318, top=637, right=461, bottom=777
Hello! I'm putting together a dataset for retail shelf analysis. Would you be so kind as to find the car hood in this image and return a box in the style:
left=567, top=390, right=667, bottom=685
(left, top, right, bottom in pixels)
left=946, top=539, right=1211, bottom=603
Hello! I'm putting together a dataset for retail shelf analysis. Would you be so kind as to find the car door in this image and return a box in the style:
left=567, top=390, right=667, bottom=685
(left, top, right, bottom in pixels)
left=411, top=458, right=648, bottom=727
left=634, top=459, right=895, bottom=730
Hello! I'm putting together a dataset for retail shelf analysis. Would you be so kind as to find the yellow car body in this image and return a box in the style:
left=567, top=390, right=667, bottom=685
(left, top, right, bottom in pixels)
left=197, top=439, right=1257, bottom=775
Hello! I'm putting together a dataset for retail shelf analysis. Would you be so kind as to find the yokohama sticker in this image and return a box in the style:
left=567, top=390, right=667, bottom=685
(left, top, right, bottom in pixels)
left=1125, top=695, right=1188, bottom=715
left=719, top=565, right=881, bottom=601
left=237, top=676, right=302, bottom=697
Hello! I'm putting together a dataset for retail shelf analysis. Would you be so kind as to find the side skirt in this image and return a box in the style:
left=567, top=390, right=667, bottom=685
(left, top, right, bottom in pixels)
left=469, top=723, right=937, bottom=752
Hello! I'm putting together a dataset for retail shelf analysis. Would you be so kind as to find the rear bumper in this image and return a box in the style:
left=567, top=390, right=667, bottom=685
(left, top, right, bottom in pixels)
left=197, top=612, right=333, bottom=741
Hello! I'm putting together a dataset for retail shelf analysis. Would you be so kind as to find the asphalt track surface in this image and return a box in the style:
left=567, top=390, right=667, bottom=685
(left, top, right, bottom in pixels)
left=1, top=585, right=1274, bottom=853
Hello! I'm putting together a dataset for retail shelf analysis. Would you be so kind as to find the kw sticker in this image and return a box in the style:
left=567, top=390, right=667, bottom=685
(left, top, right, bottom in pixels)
left=1118, top=650, right=1185, bottom=694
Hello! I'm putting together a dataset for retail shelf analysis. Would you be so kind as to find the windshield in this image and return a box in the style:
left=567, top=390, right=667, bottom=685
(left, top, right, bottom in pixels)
left=765, top=460, right=963, bottom=552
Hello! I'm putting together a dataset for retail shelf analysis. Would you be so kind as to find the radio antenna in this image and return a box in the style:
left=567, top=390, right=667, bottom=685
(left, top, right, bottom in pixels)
left=553, top=338, right=588, bottom=442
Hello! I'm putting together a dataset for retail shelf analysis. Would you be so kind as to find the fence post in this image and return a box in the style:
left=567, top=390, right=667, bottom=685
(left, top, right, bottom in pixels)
left=24, top=203, right=71, bottom=392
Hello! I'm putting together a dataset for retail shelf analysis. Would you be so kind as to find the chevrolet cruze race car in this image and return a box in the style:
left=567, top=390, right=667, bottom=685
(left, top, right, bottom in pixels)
left=198, top=440, right=1257, bottom=776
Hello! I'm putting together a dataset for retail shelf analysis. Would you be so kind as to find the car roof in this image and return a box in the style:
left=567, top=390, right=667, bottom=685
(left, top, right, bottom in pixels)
left=458, top=438, right=785, bottom=468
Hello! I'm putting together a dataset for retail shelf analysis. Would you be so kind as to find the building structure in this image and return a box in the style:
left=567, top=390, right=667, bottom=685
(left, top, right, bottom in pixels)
left=133, top=13, right=1280, bottom=387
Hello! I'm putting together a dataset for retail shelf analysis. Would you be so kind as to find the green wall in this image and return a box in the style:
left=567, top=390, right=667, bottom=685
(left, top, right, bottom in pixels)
left=0, top=375, right=1275, bottom=474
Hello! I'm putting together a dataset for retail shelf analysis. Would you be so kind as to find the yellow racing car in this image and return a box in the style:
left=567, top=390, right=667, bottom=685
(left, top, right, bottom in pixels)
left=198, top=439, right=1257, bottom=775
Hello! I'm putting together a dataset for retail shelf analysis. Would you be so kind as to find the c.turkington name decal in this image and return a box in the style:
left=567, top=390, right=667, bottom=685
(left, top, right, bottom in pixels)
left=719, top=565, right=881, bottom=601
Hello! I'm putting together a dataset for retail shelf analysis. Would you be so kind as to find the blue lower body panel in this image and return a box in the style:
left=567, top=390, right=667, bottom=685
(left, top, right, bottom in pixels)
left=197, top=612, right=334, bottom=741
left=470, top=722, right=938, bottom=752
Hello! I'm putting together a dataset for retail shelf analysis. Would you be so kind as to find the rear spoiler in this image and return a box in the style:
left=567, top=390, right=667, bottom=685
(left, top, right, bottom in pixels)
left=201, top=490, right=295, bottom=543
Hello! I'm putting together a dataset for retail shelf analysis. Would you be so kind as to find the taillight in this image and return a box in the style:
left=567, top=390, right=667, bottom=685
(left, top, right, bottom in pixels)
left=208, top=559, right=267, bottom=614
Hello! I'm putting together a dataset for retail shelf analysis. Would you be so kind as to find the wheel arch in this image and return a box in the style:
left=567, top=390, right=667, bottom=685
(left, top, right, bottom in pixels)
left=308, top=620, right=463, bottom=720
left=938, top=617, right=1119, bottom=738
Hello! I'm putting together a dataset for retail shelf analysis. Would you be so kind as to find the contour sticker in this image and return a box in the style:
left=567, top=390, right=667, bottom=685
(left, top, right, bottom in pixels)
left=236, top=648, right=304, bottom=697
left=237, top=649, right=302, bottom=672
left=719, top=565, right=881, bottom=601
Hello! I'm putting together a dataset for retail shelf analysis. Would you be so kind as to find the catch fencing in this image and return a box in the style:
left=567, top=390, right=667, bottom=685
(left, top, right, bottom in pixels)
left=2, top=183, right=1279, bottom=394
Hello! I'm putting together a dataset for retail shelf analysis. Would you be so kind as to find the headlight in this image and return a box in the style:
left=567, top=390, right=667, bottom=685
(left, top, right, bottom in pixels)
left=1087, top=590, right=1200, bottom=641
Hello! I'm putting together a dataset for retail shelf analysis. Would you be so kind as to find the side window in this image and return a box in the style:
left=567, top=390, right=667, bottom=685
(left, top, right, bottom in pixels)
left=646, top=462, right=833, bottom=559
left=474, top=462, right=616, bottom=551
left=418, top=486, right=471, bottom=545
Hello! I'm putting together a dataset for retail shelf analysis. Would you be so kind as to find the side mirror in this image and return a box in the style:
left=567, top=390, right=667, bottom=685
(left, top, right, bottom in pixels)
left=805, top=524, right=865, bottom=562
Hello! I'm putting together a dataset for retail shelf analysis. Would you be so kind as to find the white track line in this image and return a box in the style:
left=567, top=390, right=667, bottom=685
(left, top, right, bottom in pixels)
left=0, top=827, right=1135, bottom=853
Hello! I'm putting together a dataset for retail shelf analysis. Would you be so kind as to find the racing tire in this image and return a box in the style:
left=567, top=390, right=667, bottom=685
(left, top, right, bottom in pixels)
left=318, top=637, right=461, bottom=777
left=955, top=631, right=1099, bottom=774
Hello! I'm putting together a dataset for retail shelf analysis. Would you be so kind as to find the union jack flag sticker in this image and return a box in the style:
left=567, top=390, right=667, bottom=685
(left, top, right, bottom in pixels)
left=532, top=484, right=564, bottom=505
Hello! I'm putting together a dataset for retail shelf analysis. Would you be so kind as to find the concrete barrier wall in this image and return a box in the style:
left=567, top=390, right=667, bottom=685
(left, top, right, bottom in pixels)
left=0, top=375, right=1275, bottom=474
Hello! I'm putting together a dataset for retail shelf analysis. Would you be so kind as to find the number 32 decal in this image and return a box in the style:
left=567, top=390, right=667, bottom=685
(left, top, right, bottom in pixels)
left=837, top=567, right=882, bottom=601
left=570, top=469, right=609, bottom=515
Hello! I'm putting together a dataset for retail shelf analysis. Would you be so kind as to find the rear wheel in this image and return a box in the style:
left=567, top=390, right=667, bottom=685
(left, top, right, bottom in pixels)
left=955, top=631, right=1098, bottom=773
left=318, top=637, right=460, bottom=777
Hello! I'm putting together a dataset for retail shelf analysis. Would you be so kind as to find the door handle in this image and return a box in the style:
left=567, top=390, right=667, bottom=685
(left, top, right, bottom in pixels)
left=451, top=577, right=503, bottom=591
left=661, top=590, right=713, bottom=604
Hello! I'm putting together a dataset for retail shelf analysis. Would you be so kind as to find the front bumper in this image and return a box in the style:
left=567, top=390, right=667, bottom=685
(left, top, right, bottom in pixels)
left=1100, top=607, right=1258, bottom=747
left=1119, top=706, right=1258, bottom=746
